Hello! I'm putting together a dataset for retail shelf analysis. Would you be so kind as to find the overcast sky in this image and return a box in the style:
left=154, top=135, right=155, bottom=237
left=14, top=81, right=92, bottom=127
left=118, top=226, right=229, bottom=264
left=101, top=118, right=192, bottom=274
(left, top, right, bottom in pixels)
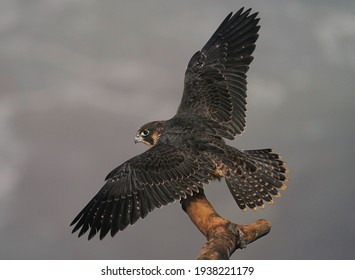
left=1, top=0, right=355, bottom=259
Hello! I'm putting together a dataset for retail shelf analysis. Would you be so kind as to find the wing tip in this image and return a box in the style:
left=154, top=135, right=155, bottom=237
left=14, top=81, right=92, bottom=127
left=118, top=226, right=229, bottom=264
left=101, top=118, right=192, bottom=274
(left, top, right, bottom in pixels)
left=233, top=7, right=259, bottom=20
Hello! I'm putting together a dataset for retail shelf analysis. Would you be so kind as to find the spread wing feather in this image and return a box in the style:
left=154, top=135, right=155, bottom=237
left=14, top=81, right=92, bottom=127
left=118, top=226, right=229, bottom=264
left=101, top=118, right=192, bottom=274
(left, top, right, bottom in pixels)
left=177, top=8, right=260, bottom=139
left=70, top=143, right=214, bottom=240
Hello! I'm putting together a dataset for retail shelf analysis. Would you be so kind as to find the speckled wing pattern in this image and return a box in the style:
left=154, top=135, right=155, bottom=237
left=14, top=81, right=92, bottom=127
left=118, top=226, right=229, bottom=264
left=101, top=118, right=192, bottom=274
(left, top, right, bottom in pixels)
left=70, top=143, right=214, bottom=240
left=177, top=8, right=259, bottom=139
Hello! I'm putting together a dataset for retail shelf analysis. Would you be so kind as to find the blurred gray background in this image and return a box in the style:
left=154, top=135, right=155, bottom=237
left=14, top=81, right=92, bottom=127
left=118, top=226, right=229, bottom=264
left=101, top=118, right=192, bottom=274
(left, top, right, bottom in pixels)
left=1, top=0, right=354, bottom=259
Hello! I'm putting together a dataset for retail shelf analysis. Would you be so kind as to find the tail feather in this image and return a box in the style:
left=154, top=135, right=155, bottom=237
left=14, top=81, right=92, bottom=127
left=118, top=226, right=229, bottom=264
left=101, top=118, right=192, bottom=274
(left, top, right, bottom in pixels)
left=226, top=179, right=248, bottom=210
left=244, top=148, right=289, bottom=174
left=225, top=148, right=288, bottom=211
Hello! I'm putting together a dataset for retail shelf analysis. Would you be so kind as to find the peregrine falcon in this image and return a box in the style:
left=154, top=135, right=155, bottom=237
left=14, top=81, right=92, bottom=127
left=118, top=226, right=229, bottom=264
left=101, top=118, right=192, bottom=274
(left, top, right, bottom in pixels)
left=71, top=7, right=289, bottom=240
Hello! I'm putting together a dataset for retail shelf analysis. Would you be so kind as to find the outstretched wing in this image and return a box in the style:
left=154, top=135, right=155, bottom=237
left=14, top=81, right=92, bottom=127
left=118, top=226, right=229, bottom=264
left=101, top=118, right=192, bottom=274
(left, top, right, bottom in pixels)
left=177, top=8, right=260, bottom=139
left=70, top=143, right=214, bottom=240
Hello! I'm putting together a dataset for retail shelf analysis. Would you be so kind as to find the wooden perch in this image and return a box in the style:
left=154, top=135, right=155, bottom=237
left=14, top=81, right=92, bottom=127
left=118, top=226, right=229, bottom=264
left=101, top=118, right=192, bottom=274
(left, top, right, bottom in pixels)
left=181, top=189, right=272, bottom=260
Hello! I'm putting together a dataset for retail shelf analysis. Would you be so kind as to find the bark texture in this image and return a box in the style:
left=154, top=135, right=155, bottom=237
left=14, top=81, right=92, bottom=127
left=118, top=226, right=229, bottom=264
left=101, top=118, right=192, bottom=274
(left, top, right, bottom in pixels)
left=181, top=189, right=272, bottom=260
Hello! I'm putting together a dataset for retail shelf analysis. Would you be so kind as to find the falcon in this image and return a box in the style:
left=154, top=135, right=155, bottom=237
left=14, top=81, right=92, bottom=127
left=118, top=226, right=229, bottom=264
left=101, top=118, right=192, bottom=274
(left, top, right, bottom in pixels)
left=71, top=7, right=289, bottom=240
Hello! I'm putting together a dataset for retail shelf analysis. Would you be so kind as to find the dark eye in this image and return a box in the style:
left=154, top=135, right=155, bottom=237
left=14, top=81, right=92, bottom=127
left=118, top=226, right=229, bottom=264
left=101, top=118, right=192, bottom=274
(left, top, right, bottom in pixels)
left=141, top=129, right=150, bottom=137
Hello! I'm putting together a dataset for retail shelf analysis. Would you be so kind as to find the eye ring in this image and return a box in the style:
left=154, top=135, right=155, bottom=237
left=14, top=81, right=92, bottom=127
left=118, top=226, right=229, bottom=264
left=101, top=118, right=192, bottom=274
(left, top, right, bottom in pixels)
left=141, top=129, right=150, bottom=137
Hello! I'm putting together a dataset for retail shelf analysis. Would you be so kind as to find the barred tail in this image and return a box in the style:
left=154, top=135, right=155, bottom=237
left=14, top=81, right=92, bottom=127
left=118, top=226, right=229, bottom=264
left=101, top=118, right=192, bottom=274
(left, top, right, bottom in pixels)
left=225, top=148, right=289, bottom=211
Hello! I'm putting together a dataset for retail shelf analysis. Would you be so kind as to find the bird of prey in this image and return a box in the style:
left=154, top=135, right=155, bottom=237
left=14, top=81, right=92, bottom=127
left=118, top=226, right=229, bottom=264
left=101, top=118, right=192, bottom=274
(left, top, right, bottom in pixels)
left=71, top=7, right=289, bottom=240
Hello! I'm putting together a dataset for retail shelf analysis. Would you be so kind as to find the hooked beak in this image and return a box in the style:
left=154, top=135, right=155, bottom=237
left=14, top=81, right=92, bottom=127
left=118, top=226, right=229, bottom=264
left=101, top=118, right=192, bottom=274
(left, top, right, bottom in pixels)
left=134, top=135, right=142, bottom=144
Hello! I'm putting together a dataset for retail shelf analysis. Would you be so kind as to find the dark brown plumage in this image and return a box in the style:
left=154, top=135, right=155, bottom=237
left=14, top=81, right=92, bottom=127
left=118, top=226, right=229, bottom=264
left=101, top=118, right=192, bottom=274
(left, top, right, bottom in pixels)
left=70, top=8, right=289, bottom=240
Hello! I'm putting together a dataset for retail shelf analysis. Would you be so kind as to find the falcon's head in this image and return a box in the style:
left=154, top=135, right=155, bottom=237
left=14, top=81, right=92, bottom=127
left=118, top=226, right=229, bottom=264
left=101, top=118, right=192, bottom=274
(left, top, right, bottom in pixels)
left=135, top=121, right=165, bottom=147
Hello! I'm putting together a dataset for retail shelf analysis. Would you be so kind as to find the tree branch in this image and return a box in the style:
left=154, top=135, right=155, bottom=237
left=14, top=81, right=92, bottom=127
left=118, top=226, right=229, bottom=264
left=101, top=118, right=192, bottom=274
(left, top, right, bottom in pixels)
left=181, top=189, right=272, bottom=260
